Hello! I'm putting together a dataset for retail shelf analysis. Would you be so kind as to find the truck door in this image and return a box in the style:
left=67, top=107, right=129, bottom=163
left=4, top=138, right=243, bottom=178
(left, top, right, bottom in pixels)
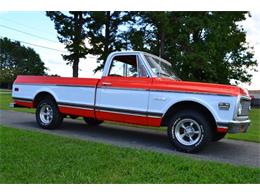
left=95, top=54, right=152, bottom=126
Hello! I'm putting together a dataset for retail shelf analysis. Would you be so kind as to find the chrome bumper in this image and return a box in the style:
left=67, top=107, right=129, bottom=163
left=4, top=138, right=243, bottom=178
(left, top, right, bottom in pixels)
left=9, top=103, right=15, bottom=108
left=228, top=120, right=250, bottom=133
left=217, top=120, right=250, bottom=134
left=9, top=102, right=23, bottom=108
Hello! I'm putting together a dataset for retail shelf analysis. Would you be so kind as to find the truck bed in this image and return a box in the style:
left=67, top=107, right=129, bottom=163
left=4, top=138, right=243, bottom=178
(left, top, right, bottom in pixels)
left=12, top=75, right=100, bottom=118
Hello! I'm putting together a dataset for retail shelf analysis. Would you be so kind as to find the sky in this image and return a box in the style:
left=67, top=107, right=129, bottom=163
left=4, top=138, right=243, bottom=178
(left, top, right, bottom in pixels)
left=0, top=11, right=259, bottom=90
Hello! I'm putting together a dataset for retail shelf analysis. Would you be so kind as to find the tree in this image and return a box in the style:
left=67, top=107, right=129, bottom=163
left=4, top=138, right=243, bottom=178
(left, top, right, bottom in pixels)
left=46, top=11, right=89, bottom=77
left=87, top=11, right=131, bottom=72
left=127, top=12, right=257, bottom=84
left=0, top=37, right=46, bottom=88
left=45, top=11, right=257, bottom=84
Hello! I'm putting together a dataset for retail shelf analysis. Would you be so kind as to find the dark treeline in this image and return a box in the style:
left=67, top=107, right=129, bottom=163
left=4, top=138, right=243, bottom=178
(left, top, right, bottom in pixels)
left=0, top=37, right=47, bottom=88
left=46, top=11, right=257, bottom=84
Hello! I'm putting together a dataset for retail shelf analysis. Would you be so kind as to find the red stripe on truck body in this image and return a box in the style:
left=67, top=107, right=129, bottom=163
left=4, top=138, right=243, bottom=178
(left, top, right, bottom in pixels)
left=14, top=75, right=99, bottom=87
left=14, top=100, right=33, bottom=108
left=58, top=106, right=95, bottom=118
left=95, top=110, right=161, bottom=126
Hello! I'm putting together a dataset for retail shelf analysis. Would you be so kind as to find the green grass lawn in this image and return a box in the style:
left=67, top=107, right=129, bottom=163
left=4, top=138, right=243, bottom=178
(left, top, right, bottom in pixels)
left=226, top=108, right=260, bottom=142
left=0, top=90, right=259, bottom=142
left=0, top=91, right=34, bottom=113
left=0, top=125, right=259, bottom=184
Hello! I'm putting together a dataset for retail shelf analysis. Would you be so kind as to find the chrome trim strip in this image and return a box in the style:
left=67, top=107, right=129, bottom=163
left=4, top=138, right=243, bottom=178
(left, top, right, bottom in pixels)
left=98, top=86, right=149, bottom=91
left=147, top=115, right=162, bottom=119
left=13, top=97, right=33, bottom=102
left=56, top=84, right=96, bottom=88
left=58, top=102, right=94, bottom=109
left=58, top=104, right=93, bottom=111
left=150, top=89, right=232, bottom=97
left=96, top=109, right=162, bottom=118
left=98, top=86, right=232, bottom=97
left=96, top=109, right=147, bottom=117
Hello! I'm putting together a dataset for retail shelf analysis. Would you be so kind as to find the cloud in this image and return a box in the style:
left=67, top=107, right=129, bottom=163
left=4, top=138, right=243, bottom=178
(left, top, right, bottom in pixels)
left=30, top=39, right=102, bottom=78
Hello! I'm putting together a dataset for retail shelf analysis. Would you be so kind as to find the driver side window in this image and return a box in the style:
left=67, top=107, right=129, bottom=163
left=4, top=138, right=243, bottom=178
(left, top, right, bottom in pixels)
left=109, top=60, right=125, bottom=77
left=108, top=55, right=147, bottom=77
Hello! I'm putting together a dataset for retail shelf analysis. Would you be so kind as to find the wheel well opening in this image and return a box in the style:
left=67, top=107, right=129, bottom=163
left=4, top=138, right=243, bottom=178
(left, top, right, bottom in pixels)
left=161, top=101, right=217, bottom=130
left=33, top=92, right=56, bottom=108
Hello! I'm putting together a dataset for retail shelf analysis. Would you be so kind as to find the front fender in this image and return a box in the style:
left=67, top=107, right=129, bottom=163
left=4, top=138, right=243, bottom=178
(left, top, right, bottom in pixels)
left=148, top=91, right=237, bottom=123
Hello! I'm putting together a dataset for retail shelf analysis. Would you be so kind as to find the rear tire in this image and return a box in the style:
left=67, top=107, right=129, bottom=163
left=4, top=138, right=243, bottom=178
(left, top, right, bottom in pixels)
left=83, top=117, right=103, bottom=126
left=36, top=98, right=63, bottom=129
left=167, top=110, right=212, bottom=153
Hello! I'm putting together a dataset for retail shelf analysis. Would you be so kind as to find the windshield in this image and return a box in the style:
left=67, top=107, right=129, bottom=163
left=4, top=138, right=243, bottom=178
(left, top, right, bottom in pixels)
left=144, top=54, right=180, bottom=80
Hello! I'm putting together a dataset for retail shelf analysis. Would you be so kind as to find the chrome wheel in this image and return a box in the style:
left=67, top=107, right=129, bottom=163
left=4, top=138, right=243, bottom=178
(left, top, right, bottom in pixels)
left=39, top=104, right=53, bottom=125
left=173, top=118, right=202, bottom=146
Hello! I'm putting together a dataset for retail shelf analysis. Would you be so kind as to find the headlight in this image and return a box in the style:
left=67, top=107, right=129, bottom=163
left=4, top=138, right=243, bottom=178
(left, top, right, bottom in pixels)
left=237, top=103, right=242, bottom=115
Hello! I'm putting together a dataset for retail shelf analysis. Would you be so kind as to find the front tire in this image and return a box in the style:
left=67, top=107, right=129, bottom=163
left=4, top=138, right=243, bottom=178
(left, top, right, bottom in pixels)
left=167, top=110, right=212, bottom=153
left=36, top=98, right=63, bottom=129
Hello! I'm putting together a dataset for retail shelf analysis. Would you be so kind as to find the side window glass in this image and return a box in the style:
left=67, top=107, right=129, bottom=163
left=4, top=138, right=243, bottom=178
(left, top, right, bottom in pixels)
left=126, top=63, right=138, bottom=77
left=108, top=55, right=148, bottom=78
left=109, top=60, right=124, bottom=77
left=138, top=57, right=149, bottom=77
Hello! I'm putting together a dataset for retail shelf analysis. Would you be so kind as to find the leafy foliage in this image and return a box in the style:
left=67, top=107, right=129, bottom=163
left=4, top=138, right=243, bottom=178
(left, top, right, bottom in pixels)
left=0, top=37, right=46, bottom=86
left=127, top=12, right=257, bottom=84
left=87, top=11, right=131, bottom=72
left=46, top=11, right=257, bottom=84
left=46, top=11, right=89, bottom=77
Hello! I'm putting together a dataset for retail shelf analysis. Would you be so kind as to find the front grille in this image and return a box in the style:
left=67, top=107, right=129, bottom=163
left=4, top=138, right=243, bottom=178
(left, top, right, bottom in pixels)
left=240, top=100, right=251, bottom=116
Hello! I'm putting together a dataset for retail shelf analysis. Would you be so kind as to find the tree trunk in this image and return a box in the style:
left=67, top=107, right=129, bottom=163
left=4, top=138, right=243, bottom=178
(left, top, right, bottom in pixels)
left=104, top=11, right=111, bottom=57
left=159, top=31, right=165, bottom=58
left=71, top=12, right=84, bottom=78
left=72, top=58, right=79, bottom=77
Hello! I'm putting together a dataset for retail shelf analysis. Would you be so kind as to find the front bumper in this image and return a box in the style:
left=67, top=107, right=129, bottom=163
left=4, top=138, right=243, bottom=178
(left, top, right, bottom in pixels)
left=228, top=120, right=250, bottom=133
left=9, top=103, right=15, bottom=108
left=9, top=102, right=25, bottom=108
left=217, top=120, right=250, bottom=134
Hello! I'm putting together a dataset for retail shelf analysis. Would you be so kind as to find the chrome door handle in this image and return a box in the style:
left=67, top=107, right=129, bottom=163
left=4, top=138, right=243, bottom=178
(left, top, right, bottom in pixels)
left=102, top=82, right=112, bottom=86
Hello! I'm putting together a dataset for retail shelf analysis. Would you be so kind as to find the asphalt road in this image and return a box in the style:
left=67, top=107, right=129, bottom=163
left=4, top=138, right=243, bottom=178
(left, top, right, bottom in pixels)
left=0, top=110, right=259, bottom=168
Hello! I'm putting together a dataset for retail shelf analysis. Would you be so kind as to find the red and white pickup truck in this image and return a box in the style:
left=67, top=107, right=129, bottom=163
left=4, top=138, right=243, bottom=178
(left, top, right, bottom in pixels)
left=11, top=51, right=251, bottom=152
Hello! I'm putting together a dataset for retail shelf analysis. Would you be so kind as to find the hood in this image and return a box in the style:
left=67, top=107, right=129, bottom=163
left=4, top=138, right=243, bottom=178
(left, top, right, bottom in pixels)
left=152, top=78, right=249, bottom=97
